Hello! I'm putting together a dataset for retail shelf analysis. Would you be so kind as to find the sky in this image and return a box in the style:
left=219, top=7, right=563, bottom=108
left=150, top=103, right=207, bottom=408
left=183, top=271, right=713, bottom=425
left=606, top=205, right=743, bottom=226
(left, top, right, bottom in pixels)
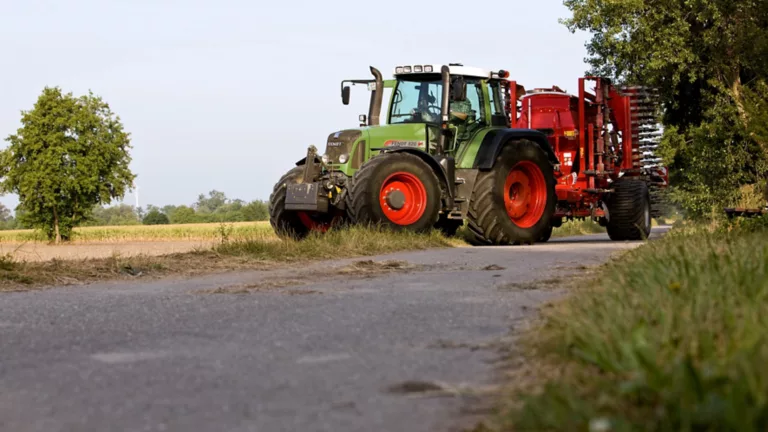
left=0, top=0, right=591, bottom=212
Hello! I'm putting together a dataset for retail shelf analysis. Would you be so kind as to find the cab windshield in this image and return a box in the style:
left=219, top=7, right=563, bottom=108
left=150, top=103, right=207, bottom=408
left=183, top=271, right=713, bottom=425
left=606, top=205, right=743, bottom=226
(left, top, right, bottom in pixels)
left=389, top=76, right=443, bottom=124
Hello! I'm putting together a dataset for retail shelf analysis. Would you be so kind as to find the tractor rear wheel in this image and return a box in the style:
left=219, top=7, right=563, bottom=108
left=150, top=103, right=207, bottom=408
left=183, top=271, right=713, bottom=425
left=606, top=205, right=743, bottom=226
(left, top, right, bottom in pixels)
left=606, top=179, right=651, bottom=241
left=467, top=140, right=556, bottom=245
left=269, top=166, right=345, bottom=239
left=539, top=224, right=553, bottom=243
left=347, top=153, right=441, bottom=232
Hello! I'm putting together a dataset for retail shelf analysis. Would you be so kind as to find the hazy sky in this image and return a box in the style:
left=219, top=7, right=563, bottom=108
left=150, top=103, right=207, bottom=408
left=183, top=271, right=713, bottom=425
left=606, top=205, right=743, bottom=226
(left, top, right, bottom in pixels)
left=0, top=0, right=590, bottom=212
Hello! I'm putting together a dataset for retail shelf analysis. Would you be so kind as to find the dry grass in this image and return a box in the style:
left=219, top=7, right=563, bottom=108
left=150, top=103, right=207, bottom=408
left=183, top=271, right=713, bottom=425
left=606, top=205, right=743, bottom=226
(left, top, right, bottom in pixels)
left=0, top=226, right=457, bottom=292
left=551, top=219, right=606, bottom=238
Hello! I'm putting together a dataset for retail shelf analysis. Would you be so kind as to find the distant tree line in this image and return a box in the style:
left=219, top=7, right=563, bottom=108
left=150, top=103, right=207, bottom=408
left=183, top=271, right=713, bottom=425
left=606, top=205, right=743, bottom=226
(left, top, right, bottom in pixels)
left=0, top=190, right=269, bottom=230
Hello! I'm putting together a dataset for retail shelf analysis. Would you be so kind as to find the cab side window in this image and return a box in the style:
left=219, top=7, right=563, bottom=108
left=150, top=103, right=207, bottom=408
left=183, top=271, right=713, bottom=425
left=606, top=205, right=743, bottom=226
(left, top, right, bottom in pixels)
left=487, top=81, right=508, bottom=126
left=464, top=79, right=486, bottom=124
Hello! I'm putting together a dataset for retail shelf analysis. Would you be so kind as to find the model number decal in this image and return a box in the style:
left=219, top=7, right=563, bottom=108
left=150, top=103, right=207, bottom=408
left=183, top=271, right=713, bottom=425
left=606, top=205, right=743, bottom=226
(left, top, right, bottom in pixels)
left=327, top=141, right=344, bottom=147
left=384, top=140, right=425, bottom=148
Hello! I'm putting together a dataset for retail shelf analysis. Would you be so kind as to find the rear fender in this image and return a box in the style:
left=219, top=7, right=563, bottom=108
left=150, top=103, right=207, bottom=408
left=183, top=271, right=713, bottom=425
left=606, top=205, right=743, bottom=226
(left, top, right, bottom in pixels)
left=380, top=148, right=454, bottom=201
left=473, top=129, right=559, bottom=170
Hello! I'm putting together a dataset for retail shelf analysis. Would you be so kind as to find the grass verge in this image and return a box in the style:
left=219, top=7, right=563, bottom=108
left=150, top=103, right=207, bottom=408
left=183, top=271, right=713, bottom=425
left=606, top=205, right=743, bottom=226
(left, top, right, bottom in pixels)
left=0, top=226, right=458, bottom=292
left=478, top=220, right=768, bottom=431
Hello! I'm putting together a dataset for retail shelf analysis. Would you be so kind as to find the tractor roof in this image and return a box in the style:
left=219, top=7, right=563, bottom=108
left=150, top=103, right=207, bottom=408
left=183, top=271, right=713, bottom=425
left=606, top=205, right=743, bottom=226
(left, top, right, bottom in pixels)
left=393, top=64, right=509, bottom=80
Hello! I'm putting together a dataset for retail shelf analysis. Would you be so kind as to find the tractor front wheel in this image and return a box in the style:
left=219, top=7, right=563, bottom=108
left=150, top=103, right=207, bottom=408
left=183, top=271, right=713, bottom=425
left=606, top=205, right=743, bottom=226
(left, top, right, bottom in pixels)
left=269, top=166, right=345, bottom=239
left=467, top=140, right=556, bottom=245
left=347, top=153, right=441, bottom=232
left=606, top=179, right=651, bottom=241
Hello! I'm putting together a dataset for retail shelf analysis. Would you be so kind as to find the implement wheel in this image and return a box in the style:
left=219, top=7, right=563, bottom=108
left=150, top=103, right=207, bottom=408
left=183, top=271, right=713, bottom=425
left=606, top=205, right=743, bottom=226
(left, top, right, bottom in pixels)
left=347, top=153, right=441, bottom=232
left=467, top=140, right=556, bottom=245
left=269, top=166, right=345, bottom=239
left=606, top=178, right=651, bottom=241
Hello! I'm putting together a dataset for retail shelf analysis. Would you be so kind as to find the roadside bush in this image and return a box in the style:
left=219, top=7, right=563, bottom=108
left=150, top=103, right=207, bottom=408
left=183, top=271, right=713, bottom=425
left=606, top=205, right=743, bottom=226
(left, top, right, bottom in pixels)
left=142, top=209, right=170, bottom=225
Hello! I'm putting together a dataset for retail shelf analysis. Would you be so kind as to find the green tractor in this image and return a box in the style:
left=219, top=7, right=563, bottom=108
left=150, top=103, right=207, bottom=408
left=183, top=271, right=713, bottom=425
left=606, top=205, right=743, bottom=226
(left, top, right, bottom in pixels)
left=269, top=64, right=558, bottom=245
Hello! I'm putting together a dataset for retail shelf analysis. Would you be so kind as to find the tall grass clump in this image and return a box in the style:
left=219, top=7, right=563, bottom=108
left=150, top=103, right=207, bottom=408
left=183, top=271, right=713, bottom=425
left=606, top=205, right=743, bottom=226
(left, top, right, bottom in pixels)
left=214, top=225, right=457, bottom=261
left=498, top=219, right=768, bottom=431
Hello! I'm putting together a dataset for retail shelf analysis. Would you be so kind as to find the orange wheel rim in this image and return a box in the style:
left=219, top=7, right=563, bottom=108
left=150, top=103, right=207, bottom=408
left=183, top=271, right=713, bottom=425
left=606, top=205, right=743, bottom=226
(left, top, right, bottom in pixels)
left=504, top=161, right=547, bottom=229
left=379, top=172, right=427, bottom=225
left=297, top=212, right=342, bottom=233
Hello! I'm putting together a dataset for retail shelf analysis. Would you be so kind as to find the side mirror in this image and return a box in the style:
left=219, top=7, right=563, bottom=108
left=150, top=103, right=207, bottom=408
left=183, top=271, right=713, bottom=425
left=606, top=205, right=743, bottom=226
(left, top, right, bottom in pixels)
left=451, top=77, right=466, bottom=102
left=342, top=86, right=351, bottom=105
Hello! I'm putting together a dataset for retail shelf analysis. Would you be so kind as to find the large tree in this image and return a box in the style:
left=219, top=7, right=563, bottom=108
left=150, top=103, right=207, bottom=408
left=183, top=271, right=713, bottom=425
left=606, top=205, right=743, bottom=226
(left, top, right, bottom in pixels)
left=562, top=0, right=768, bottom=216
left=0, top=87, right=136, bottom=242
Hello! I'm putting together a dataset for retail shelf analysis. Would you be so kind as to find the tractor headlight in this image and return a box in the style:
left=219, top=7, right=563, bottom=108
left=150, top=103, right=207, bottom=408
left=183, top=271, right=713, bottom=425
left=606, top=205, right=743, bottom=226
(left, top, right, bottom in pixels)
left=321, top=154, right=330, bottom=164
left=338, top=153, right=349, bottom=164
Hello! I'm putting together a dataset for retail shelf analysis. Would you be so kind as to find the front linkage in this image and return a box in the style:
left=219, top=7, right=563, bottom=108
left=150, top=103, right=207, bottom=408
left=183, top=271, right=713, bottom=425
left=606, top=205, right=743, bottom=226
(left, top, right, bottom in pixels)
left=280, top=145, right=349, bottom=232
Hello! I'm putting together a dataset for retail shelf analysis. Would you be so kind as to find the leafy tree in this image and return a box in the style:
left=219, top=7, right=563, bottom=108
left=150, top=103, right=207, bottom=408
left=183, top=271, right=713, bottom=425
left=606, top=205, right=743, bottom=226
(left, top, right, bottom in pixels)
left=562, top=0, right=768, bottom=217
left=142, top=208, right=170, bottom=225
left=169, top=205, right=198, bottom=224
left=0, top=87, right=136, bottom=242
left=195, top=190, right=228, bottom=214
left=161, top=205, right=179, bottom=221
left=85, top=204, right=139, bottom=226
left=0, top=202, right=11, bottom=222
left=242, top=200, right=269, bottom=221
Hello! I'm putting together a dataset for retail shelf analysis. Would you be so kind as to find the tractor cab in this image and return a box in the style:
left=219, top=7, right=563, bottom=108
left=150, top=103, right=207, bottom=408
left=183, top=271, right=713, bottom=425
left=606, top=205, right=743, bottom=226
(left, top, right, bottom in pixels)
left=384, top=64, right=519, bottom=153
left=339, top=64, right=522, bottom=156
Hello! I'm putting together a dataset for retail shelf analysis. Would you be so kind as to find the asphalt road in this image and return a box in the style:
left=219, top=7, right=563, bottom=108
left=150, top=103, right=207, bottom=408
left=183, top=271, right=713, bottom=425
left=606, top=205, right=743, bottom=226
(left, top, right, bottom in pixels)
left=0, top=228, right=667, bottom=432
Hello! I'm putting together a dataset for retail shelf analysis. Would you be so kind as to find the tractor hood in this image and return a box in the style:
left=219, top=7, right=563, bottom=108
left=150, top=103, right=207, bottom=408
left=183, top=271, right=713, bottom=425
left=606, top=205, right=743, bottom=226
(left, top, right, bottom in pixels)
left=324, top=129, right=364, bottom=165
left=321, top=123, right=439, bottom=174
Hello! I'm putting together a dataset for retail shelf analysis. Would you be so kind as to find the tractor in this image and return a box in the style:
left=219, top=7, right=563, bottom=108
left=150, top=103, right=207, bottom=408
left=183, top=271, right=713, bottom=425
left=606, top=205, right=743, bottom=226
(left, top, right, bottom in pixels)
left=268, top=64, right=667, bottom=244
left=269, top=64, right=558, bottom=245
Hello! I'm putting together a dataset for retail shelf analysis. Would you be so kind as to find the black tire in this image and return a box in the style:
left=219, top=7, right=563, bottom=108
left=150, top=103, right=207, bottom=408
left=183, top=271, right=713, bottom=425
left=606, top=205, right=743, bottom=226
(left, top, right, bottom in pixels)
left=269, top=166, right=310, bottom=239
left=435, top=215, right=464, bottom=237
left=539, top=224, right=553, bottom=243
left=347, top=152, right=441, bottom=232
left=606, top=179, right=652, bottom=241
left=268, top=166, right=346, bottom=239
left=467, top=140, right=556, bottom=245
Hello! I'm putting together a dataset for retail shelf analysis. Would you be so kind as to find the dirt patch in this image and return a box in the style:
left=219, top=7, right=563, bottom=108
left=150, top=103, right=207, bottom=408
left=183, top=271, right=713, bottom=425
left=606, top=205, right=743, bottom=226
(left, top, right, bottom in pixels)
left=482, top=264, right=506, bottom=271
left=387, top=380, right=447, bottom=395
left=498, top=277, right=565, bottom=291
left=196, top=260, right=429, bottom=295
left=337, top=260, right=421, bottom=275
left=198, top=279, right=305, bottom=294
left=0, top=240, right=216, bottom=262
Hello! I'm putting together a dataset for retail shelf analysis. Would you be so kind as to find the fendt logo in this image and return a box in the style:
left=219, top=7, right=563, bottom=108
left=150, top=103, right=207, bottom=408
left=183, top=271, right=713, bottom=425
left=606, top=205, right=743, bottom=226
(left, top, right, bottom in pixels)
left=384, top=140, right=425, bottom=148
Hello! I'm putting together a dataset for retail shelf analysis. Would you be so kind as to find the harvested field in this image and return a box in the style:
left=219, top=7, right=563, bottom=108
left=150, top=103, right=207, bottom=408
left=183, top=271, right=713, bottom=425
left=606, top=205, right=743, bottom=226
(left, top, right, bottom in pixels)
left=0, top=221, right=273, bottom=243
left=0, top=240, right=216, bottom=262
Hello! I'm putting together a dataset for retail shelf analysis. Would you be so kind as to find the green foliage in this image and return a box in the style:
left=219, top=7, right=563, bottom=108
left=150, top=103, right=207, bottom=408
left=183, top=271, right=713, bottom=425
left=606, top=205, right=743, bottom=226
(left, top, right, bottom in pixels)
left=142, top=208, right=170, bottom=225
left=158, top=192, right=269, bottom=225
left=0, top=87, right=136, bottom=241
left=562, top=0, right=768, bottom=218
left=169, top=205, right=198, bottom=224
left=84, top=204, right=140, bottom=226
left=502, top=226, right=768, bottom=431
